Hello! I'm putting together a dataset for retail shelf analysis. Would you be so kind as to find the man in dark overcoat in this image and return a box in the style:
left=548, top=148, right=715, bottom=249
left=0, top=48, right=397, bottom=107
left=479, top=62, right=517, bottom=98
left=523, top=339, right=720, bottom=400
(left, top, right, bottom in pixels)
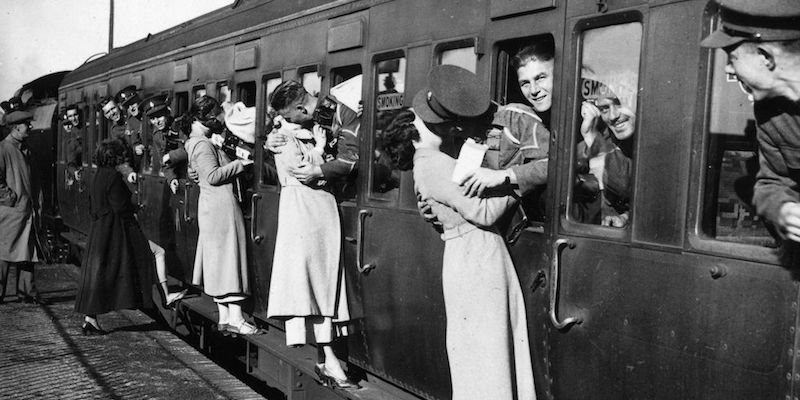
left=0, top=111, right=48, bottom=304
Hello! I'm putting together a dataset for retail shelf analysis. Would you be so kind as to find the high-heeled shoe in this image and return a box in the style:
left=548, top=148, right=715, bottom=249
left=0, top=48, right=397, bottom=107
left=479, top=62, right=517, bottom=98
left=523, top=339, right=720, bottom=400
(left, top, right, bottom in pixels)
left=225, top=320, right=262, bottom=336
left=314, top=363, right=360, bottom=389
left=81, top=322, right=107, bottom=336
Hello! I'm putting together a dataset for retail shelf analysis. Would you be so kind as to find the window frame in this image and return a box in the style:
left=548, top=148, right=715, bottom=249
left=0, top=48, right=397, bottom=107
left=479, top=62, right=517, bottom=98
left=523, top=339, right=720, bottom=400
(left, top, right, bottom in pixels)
left=327, top=63, right=365, bottom=206
left=365, top=49, right=408, bottom=209
left=257, top=71, right=283, bottom=191
left=434, top=36, right=482, bottom=73
left=686, top=6, right=784, bottom=265
left=560, top=11, right=645, bottom=242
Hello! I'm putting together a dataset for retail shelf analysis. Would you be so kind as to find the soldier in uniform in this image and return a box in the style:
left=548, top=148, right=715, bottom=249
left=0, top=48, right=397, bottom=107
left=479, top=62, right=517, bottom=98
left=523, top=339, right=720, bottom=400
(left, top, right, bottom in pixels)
left=139, top=95, right=189, bottom=307
left=116, top=86, right=145, bottom=170
left=143, top=95, right=188, bottom=194
left=701, top=0, right=800, bottom=242
left=99, top=97, right=137, bottom=183
left=265, top=80, right=360, bottom=192
left=63, top=105, right=84, bottom=185
left=0, top=111, right=49, bottom=304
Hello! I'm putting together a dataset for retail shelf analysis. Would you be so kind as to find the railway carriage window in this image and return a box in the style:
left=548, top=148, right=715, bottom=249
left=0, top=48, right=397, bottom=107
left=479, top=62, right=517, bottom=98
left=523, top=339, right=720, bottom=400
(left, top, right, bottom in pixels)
left=701, top=49, right=777, bottom=247
left=570, top=22, right=641, bottom=229
left=175, top=92, right=189, bottom=116
left=218, top=83, right=231, bottom=103
left=494, top=35, right=555, bottom=224
left=193, top=86, right=206, bottom=99
left=82, top=105, right=91, bottom=166
left=370, top=55, right=406, bottom=200
left=236, top=81, right=257, bottom=107
left=301, top=71, right=321, bottom=97
left=260, top=76, right=282, bottom=186
left=329, top=65, right=363, bottom=202
left=439, top=46, right=477, bottom=73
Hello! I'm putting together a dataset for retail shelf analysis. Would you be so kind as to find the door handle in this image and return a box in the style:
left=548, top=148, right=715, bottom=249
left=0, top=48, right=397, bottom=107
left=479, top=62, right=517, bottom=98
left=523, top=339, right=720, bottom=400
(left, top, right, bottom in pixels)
left=357, top=209, right=376, bottom=274
left=251, top=193, right=263, bottom=244
left=550, top=238, right=581, bottom=329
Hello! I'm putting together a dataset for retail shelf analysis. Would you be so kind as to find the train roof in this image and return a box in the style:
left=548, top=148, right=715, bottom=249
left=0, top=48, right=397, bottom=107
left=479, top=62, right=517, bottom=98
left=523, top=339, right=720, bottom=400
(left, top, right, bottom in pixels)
left=61, top=0, right=340, bottom=88
left=16, top=71, right=71, bottom=101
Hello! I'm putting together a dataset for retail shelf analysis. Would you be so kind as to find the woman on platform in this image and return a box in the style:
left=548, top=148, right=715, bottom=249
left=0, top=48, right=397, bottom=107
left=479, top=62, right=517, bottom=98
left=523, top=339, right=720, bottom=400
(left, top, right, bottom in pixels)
left=75, top=139, right=156, bottom=335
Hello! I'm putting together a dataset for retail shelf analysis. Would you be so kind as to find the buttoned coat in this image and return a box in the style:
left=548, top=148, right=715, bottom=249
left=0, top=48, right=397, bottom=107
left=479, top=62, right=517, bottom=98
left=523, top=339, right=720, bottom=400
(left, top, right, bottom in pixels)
left=185, top=131, right=249, bottom=299
left=0, top=135, right=39, bottom=262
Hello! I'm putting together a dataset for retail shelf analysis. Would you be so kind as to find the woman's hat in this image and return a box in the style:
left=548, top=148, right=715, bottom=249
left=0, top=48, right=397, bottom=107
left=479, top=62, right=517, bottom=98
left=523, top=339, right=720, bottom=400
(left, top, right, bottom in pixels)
left=412, top=65, right=490, bottom=124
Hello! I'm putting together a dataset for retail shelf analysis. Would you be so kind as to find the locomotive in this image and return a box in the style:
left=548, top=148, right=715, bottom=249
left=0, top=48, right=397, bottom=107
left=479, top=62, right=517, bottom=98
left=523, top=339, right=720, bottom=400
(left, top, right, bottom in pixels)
left=47, top=0, right=793, bottom=399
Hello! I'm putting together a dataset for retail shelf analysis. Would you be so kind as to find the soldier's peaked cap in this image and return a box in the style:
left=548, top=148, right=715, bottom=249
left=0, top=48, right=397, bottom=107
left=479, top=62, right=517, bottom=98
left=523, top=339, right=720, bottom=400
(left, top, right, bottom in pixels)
left=701, top=0, right=800, bottom=48
left=5, top=111, right=34, bottom=125
left=116, top=85, right=140, bottom=107
left=412, top=65, right=490, bottom=124
left=141, top=94, right=170, bottom=117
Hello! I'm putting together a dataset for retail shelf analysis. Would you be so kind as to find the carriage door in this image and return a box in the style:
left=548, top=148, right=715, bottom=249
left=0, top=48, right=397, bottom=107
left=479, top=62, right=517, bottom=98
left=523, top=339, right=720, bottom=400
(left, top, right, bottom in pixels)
left=548, top=14, right=644, bottom=399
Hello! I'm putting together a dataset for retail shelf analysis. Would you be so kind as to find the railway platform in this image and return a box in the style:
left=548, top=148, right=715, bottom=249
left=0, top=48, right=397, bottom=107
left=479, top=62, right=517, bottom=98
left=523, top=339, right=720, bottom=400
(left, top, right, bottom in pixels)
left=0, top=263, right=270, bottom=400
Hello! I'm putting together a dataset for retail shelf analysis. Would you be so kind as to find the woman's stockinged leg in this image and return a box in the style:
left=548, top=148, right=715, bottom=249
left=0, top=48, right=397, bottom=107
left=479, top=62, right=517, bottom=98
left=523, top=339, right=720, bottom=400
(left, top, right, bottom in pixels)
left=322, top=345, right=347, bottom=378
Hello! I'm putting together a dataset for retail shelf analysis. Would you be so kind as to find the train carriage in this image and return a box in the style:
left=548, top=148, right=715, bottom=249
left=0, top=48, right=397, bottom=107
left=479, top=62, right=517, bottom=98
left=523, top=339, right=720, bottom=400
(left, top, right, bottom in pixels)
left=53, top=0, right=796, bottom=399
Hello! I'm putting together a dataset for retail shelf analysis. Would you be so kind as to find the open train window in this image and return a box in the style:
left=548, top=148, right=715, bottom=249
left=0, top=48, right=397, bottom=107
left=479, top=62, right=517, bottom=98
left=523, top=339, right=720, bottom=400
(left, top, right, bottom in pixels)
left=237, top=81, right=256, bottom=107
left=700, top=48, right=776, bottom=247
left=260, top=74, right=282, bottom=186
left=174, top=91, right=189, bottom=115
left=568, top=21, right=641, bottom=230
left=436, top=39, right=477, bottom=73
left=300, top=68, right=321, bottom=97
left=328, top=64, right=363, bottom=202
left=218, top=82, right=231, bottom=103
left=82, top=105, right=91, bottom=167
left=369, top=52, right=406, bottom=203
left=494, top=35, right=555, bottom=224
left=193, top=86, right=206, bottom=99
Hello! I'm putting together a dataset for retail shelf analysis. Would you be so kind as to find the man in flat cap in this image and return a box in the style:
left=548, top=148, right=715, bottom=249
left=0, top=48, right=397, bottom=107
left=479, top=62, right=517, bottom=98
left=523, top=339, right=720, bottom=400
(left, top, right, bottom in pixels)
left=0, top=111, right=48, bottom=304
left=701, top=0, right=800, bottom=242
left=143, top=95, right=187, bottom=194
left=116, top=86, right=145, bottom=170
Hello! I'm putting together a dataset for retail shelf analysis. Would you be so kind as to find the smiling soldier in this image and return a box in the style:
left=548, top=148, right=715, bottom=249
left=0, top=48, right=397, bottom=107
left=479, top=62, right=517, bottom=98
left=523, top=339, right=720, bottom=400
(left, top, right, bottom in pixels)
left=701, top=0, right=800, bottom=242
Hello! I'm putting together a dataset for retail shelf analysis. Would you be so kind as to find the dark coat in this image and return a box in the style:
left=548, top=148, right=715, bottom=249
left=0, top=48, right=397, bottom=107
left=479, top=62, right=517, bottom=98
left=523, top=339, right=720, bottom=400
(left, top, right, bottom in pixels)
left=752, top=98, right=800, bottom=230
left=573, top=129, right=633, bottom=224
left=151, top=128, right=188, bottom=183
left=74, top=166, right=155, bottom=315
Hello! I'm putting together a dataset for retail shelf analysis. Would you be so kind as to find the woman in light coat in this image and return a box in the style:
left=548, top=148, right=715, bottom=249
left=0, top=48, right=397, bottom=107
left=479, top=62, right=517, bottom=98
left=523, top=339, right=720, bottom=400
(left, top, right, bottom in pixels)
left=184, top=95, right=257, bottom=335
left=265, top=80, right=354, bottom=389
